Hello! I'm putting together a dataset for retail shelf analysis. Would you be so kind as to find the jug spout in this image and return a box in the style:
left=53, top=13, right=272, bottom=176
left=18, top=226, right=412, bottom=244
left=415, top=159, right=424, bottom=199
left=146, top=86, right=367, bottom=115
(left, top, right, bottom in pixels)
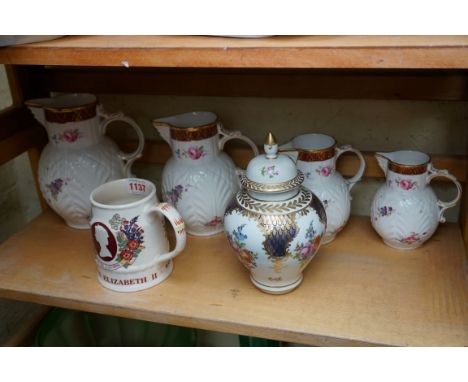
left=375, top=152, right=393, bottom=175
left=25, top=94, right=97, bottom=128
left=152, top=120, right=172, bottom=147
left=25, top=98, right=48, bottom=127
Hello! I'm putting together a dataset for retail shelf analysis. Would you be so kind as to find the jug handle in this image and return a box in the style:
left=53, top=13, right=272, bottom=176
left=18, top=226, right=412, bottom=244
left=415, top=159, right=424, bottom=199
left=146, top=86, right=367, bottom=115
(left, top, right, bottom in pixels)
left=145, top=202, right=187, bottom=263
left=98, top=106, right=145, bottom=177
left=217, top=123, right=259, bottom=176
left=426, top=164, right=462, bottom=223
left=335, top=145, right=366, bottom=191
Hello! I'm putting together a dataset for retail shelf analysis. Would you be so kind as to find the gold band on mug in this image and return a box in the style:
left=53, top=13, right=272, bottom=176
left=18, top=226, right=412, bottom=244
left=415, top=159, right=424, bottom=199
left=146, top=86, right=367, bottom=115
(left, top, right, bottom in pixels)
left=170, top=123, right=219, bottom=142
left=388, top=162, right=427, bottom=175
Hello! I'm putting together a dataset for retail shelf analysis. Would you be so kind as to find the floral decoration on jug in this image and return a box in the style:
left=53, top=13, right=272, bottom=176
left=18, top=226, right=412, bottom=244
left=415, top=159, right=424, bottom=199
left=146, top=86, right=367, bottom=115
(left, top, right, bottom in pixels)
left=45, top=178, right=70, bottom=201
left=51, top=128, right=83, bottom=144
left=165, top=184, right=191, bottom=205
left=175, top=145, right=206, bottom=160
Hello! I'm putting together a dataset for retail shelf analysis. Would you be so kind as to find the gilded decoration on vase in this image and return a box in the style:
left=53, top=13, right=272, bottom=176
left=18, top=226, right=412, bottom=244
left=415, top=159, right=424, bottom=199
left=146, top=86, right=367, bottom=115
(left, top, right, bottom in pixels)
left=261, top=214, right=298, bottom=261
left=236, top=188, right=311, bottom=214
left=239, top=172, right=304, bottom=194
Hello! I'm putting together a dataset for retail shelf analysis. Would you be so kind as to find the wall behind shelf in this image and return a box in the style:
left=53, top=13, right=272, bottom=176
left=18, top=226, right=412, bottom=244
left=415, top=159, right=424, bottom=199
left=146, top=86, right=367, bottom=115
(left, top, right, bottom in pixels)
left=100, top=94, right=468, bottom=222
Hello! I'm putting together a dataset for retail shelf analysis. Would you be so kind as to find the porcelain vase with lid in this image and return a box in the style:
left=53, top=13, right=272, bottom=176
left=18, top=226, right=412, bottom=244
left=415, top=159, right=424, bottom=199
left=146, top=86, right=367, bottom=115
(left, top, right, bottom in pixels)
left=370, top=150, right=462, bottom=250
left=26, top=93, right=145, bottom=229
left=153, top=111, right=258, bottom=236
left=280, top=133, right=365, bottom=244
left=223, top=133, right=326, bottom=294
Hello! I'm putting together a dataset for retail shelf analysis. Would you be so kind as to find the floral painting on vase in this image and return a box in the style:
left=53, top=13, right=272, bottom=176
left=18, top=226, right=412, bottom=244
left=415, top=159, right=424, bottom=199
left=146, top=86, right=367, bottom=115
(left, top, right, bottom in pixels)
left=227, top=224, right=258, bottom=269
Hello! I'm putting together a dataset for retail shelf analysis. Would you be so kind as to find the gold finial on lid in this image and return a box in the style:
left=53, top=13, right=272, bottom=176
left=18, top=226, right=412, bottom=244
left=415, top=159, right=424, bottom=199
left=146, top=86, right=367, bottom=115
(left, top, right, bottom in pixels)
left=265, top=132, right=277, bottom=145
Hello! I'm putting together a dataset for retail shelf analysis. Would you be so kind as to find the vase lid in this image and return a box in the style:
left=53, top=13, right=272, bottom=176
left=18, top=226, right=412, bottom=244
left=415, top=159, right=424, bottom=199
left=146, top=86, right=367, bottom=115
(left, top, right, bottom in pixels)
left=240, top=132, right=303, bottom=199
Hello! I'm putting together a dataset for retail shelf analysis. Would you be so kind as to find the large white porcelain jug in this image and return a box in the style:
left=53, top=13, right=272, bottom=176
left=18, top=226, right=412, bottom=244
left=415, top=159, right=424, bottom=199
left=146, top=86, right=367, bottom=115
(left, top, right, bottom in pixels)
left=153, top=111, right=258, bottom=236
left=371, top=150, right=462, bottom=250
left=280, top=133, right=365, bottom=244
left=26, top=93, right=144, bottom=229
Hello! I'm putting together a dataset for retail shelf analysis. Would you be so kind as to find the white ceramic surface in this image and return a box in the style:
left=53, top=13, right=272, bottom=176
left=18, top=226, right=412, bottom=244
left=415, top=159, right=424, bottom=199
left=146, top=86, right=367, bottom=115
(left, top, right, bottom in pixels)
left=224, top=135, right=326, bottom=294
left=90, top=178, right=186, bottom=292
left=370, top=150, right=462, bottom=250
left=153, top=111, right=258, bottom=236
left=27, top=94, right=144, bottom=229
left=280, top=133, right=365, bottom=244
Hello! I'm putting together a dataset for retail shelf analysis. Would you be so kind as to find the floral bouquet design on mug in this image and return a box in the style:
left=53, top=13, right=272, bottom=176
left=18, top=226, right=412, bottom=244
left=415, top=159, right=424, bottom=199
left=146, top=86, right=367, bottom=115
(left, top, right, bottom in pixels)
left=109, top=214, right=145, bottom=268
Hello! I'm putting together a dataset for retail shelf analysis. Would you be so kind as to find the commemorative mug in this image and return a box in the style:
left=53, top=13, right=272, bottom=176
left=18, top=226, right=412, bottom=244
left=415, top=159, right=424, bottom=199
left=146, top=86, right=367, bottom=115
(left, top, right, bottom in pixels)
left=90, top=178, right=186, bottom=292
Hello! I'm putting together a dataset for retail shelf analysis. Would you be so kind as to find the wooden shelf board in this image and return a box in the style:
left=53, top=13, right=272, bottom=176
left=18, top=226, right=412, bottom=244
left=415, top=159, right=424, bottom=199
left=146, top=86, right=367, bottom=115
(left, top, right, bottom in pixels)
left=0, top=211, right=466, bottom=346
left=1, top=36, right=468, bottom=68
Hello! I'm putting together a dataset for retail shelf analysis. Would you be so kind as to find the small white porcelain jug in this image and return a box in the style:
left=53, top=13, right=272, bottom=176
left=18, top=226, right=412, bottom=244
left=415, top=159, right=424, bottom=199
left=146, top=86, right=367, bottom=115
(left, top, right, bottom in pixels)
left=153, top=111, right=258, bottom=236
left=26, top=93, right=144, bottom=229
left=371, top=150, right=462, bottom=250
left=280, top=133, right=365, bottom=244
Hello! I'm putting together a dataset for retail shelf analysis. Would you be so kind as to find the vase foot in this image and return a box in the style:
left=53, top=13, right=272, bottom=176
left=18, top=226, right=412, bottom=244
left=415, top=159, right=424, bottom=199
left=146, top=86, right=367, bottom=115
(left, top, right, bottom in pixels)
left=321, top=233, right=336, bottom=245
left=250, top=274, right=303, bottom=295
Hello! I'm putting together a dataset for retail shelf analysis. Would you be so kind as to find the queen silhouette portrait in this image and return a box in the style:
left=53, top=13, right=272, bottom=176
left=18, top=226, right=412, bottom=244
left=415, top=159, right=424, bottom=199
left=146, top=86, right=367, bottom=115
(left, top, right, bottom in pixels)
left=91, top=222, right=117, bottom=262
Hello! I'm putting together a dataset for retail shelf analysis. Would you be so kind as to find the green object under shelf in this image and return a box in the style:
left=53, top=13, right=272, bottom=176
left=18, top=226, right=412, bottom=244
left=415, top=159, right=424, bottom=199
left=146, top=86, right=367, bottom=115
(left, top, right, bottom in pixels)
left=35, top=308, right=197, bottom=347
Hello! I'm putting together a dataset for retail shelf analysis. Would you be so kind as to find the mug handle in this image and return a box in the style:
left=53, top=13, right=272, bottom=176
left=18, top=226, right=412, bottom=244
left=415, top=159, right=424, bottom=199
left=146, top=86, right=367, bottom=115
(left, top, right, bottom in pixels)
left=98, top=105, right=145, bottom=177
left=335, top=145, right=366, bottom=191
left=217, top=122, right=259, bottom=170
left=146, top=202, right=187, bottom=263
left=426, top=164, right=462, bottom=223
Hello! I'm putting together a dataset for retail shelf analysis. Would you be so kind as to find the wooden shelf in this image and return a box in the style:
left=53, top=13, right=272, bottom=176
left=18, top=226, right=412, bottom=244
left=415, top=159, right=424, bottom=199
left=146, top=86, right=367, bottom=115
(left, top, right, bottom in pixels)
left=1, top=37, right=467, bottom=346
left=1, top=35, right=468, bottom=68
left=0, top=210, right=466, bottom=346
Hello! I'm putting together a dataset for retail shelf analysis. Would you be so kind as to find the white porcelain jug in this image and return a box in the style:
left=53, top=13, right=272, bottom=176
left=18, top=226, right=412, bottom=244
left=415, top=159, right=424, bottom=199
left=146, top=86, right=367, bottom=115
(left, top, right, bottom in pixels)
left=371, top=150, right=462, bottom=250
left=153, top=111, right=258, bottom=236
left=26, top=93, right=144, bottom=229
left=280, top=133, right=365, bottom=244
